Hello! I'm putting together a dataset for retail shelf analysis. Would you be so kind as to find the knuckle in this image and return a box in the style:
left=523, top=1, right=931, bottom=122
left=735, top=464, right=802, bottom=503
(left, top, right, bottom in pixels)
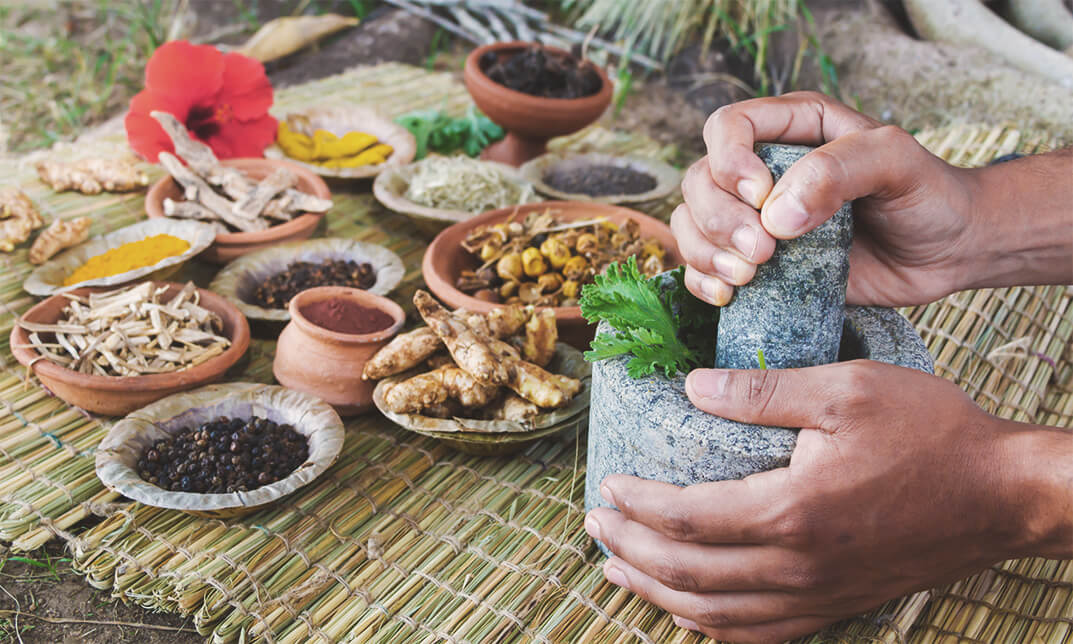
left=780, top=559, right=827, bottom=591
left=652, top=554, right=701, bottom=592
left=799, top=148, right=847, bottom=195
left=828, top=361, right=877, bottom=416
left=873, top=124, right=911, bottom=147
left=737, top=369, right=779, bottom=415
left=769, top=509, right=815, bottom=548
left=656, top=503, right=698, bottom=541
left=694, top=601, right=735, bottom=629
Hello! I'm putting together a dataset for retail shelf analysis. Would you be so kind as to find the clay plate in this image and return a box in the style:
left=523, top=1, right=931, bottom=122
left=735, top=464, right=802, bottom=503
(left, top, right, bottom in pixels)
left=372, top=343, right=590, bottom=455
left=23, top=218, right=216, bottom=297
left=264, top=106, right=416, bottom=179
left=209, top=237, right=406, bottom=324
left=145, top=158, right=331, bottom=265
left=10, top=282, right=251, bottom=416
left=519, top=152, right=681, bottom=205
left=95, top=382, right=344, bottom=518
left=372, top=158, right=537, bottom=229
left=422, top=201, right=683, bottom=349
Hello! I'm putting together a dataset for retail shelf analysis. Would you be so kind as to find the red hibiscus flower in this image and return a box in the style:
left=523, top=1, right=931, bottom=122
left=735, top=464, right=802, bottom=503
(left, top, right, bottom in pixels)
left=125, top=40, right=277, bottom=162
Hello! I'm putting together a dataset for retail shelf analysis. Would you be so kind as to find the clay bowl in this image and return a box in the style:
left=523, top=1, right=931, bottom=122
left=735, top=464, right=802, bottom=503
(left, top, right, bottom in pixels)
left=463, top=41, right=613, bottom=166
left=422, top=201, right=683, bottom=350
left=145, top=158, right=331, bottom=265
left=273, top=286, right=405, bottom=417
left=10, top=282, right=251, bottom=416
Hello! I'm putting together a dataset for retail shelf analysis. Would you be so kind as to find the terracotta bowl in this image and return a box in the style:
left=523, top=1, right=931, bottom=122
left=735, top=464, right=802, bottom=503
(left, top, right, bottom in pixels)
left=273, top=286, right=405, bottom=417
left=421, top=201, right=683, bottom=350
left=145, top=158, right=331, bottom=264
left=463, top=41, right=613, bottom=166
left=10, top=282, right=251, bottom=416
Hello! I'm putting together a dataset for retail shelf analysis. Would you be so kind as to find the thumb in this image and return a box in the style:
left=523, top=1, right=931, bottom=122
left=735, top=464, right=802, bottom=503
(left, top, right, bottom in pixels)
left=685, top=364, right=848, bottom=430
left=760, top=125, right=924, bottom=238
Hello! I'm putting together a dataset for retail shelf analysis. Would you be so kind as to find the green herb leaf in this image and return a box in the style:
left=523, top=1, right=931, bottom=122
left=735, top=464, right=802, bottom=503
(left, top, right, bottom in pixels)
left=757, top=348, right=767, bottom=370
left=394, top=107, right=504, bottom=159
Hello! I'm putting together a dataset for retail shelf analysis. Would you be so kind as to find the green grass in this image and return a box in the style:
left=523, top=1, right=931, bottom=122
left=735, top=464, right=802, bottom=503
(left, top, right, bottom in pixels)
left=0, top=2, right=185, bottom=154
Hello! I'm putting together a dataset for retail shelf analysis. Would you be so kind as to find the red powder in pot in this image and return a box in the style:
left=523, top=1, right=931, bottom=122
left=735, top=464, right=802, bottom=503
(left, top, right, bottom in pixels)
left=299, top=297, right=395, bottom=335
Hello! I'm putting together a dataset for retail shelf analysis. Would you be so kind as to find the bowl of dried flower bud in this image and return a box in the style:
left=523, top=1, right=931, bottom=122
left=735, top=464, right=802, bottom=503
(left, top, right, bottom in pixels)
left=209, top=237, right=406, bottom=331
left=96, top=382, right=344, bottom=518
left=10, top=281, right=250, bottom=416
left=366, top=290, right=590, bottom=455
left=422, top=201, right=683, bottom=349
left=143, top=111, right=332, bottom=264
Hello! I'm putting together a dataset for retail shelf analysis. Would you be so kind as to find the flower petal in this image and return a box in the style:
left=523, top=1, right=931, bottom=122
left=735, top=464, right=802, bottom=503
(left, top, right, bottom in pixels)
left=145, top=40, right=225, bottom=106
left=204, top=114, right=279, bottom=159
left=124, top=89, right=192, bottom=162
left=219, top=52, right=274, bottom=120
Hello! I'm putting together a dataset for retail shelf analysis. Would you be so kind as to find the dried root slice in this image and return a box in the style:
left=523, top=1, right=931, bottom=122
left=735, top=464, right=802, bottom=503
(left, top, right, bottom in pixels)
left=0, top=188, right=44, bottom=252
left=383, top=365, right=500, bottom=414
left=35, top=158, right=148, bottom=194
left=233, top=167, right=297, bottom=219
left=158, top=152, right=269, bottom=233
left=29, top=216, right=91, bottom=265
left=362, top=327, right=442, bottom=380
left=414, top=290, right=511, bottom=386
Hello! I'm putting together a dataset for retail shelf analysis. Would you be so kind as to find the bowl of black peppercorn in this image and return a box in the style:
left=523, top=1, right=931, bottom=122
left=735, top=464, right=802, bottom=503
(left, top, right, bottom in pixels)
left=96, top=382, right=345, bottom=518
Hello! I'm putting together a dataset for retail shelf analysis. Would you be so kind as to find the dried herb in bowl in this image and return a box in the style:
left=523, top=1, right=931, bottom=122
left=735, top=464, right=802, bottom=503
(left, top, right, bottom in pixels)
left=137, top=415, right=308, bottom=493
left=543, top=164, right=657, bottom=197
left=252, top=259, right=376, bottom=309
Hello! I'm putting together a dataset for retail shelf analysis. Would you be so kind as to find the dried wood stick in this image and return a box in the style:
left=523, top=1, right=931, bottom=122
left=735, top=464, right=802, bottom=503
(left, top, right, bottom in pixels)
left=263, top=193, right=297, bottom=221
left=150, top=110, right=254, bottom=199
left=233, top=167, right=297, bottom=219
left=280, top=188, right=332, bottom=213
left=157, top=152, right=267, bottom=233
left=163, top=198, right=218, bottom=221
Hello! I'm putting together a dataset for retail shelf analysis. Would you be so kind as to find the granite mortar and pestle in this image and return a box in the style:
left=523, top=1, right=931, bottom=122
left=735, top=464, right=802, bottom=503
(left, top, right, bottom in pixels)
left=585, top=143, right=934, bottom=556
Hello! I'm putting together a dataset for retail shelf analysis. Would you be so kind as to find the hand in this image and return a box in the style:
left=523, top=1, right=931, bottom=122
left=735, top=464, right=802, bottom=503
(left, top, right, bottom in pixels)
left=584, top=361, right=1069, bottom=643
left=674, top=91, right=979, bottom=308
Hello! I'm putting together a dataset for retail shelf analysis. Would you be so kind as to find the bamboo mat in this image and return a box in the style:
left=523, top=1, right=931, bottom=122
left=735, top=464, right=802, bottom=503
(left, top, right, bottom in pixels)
left=0, top=64, right=1069, bottom=642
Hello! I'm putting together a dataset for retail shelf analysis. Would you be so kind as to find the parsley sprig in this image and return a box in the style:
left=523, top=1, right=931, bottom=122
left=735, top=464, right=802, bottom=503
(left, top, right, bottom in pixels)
left=580, top=257, right=717, bottom=378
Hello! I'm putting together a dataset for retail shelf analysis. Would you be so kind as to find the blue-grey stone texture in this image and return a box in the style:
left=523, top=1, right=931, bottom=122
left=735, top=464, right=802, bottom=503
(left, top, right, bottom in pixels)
left=715, top=143, right=853, bottom=370
left=586, top=306, right=933, bottom=556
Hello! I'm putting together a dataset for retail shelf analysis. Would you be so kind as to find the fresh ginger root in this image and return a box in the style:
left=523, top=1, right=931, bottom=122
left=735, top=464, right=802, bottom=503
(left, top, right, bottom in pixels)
left=415, top=290, right=511, bottom=386
left=35, top=158, right=149, bottom=195
left=490, top=392, right=540, bottom=420
left=0, top=188, right=44, bottom=252
left=521, top=308, right=557, bottom=367
left=384, top=365, right=499, bottom=414
left=363, top=327, right=442, bottom=380
left=29, top=216, right=91, bottom=264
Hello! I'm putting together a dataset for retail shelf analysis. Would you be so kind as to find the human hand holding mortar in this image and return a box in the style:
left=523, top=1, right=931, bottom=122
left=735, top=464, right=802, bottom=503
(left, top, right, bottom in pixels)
left=583, top=92, right=1073, bottom=642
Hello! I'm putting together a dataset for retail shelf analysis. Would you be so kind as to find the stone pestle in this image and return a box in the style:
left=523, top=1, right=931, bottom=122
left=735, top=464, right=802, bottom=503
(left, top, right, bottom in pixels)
left=715, top=143, right=853, bottom=370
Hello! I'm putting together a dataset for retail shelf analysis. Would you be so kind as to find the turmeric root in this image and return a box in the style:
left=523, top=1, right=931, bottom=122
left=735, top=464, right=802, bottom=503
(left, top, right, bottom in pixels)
left=521, top=308, right=557, bottom=367
left=489, top=392, right=540, bottom=420
left=35, top=158, right=148, bottom=194
left=362, top=327, right=442, bottom=380
left=414, top=290, right=511, bottom=385
left=384, top=365, right=500, bottom=414
left=0, top=188, right=44, bottom=252
left=29, top=216, right=91, bottom=264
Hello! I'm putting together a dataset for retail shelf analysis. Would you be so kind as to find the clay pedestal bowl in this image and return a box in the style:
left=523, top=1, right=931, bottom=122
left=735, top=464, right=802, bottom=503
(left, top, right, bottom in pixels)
left=463, top=41, right=613, bottom=167
left=273, top=286, right=405, bottom=417
left=422, top=201, right=683, bottom=350
left=10, top=282, right=251, bottom=416
left=146, top=158, right=331, bottom=265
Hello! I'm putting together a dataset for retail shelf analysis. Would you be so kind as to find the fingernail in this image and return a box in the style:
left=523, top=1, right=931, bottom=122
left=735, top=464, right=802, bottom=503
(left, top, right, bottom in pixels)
left=699, top=276, right=721, bottom=303
left=765, top=191, right=809, bottom=236
left=584, top=513, right=602, bottom=541
left=673, top=616, right=701, bottom=631
left=604, top=560, right=628, bottom=589
left=600, top=481, right=617, bottom=507
left=737, top=178, right=763, bottom=208
left=713, top=251, right=749, bottom=283
left=688, top=369, right=728, bottom=399
left=730, top=225, right=759, bottom=260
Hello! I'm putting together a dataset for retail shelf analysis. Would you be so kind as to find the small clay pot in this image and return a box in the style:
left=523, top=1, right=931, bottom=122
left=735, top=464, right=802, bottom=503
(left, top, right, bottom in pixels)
left=10, top=282, right=250, bottom=416
left=464, top=41, right=613, bottom=166
left=273, top=286, right=405, bottom=417
left=421, top=200, right=683, bottom=350
left=145, top=158, right=331, bottom=265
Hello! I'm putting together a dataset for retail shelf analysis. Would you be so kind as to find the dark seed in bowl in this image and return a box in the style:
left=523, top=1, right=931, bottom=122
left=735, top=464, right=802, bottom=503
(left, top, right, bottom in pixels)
left=543, top=164, right=657, bottom=197
left=137, top=416, right=309, bottom=494
left=252, top=259, right=376, bottom=308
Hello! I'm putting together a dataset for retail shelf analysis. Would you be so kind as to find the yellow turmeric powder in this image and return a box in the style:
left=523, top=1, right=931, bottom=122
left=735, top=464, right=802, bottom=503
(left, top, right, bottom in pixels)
left=64, top=234, right=190, bottom=286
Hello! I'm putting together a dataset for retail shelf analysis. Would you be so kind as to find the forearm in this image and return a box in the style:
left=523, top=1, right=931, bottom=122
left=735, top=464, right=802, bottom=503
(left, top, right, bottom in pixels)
left=962, top=148, right=1073, bottom=290
left=996, top=418, right=1073, bottom=560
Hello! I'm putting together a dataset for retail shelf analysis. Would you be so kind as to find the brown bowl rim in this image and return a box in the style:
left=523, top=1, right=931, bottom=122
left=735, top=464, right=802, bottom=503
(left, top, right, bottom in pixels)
left=421, top=200, right=683, bottom=316
left=287, top=286, right=405, bottom=345
left=144, top=158, right=330, bottom=245
left=10, top=281, right=251, bottom=393
left=463, top=41, right=614, bottom=108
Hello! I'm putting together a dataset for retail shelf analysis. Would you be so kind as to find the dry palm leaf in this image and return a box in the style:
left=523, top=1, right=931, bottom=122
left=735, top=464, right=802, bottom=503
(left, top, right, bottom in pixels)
left=236, top=14, right=360, bottom=63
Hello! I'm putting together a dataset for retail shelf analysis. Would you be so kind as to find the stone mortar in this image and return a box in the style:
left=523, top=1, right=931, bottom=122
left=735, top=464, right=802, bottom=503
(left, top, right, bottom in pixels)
left=585, top=143, right=933, bottom=556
